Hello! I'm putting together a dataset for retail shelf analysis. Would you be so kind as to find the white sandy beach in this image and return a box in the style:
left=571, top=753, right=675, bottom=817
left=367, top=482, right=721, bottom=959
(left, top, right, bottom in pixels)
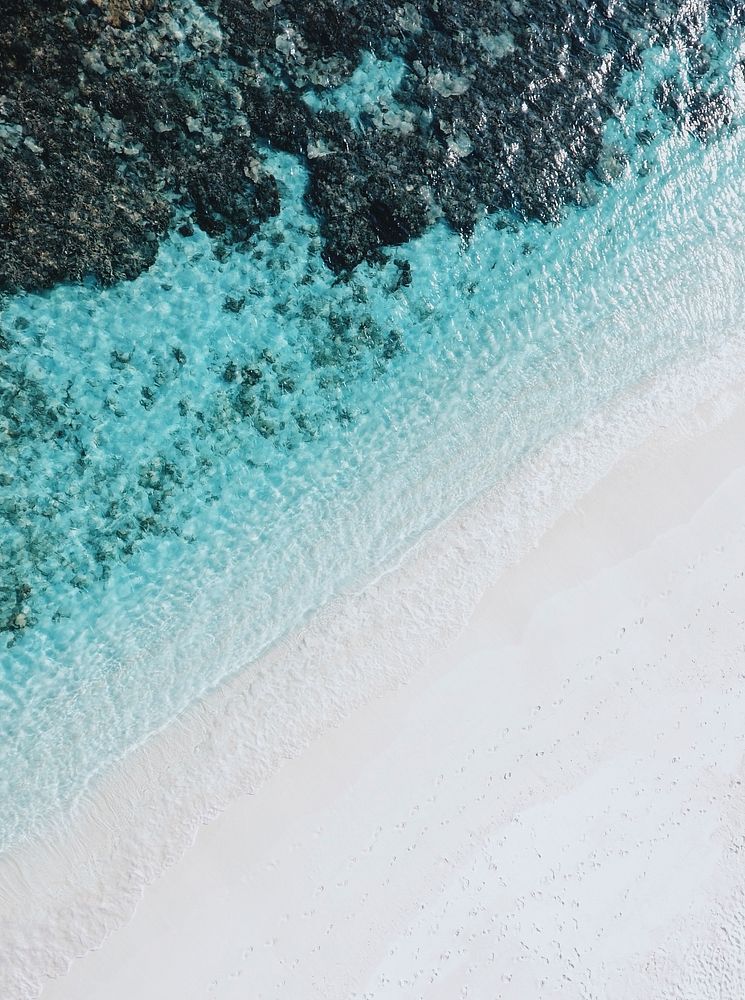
left=26, top=370, right=745, bottom=1000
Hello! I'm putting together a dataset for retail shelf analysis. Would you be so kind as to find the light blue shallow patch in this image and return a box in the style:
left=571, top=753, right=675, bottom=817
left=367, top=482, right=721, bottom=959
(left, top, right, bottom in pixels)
left=302, top=52, right=410, bottom=128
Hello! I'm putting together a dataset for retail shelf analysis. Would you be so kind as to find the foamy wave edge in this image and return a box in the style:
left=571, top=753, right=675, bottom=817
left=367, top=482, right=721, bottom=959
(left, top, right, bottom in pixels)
left=2, top=333, right=745, bottom=998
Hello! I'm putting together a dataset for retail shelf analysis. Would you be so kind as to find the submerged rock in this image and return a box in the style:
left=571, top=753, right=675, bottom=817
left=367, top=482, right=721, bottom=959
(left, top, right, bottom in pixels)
left=0, top=1, right=171, bottom=291
left=90, top=0, right=155, bottom=28
left=686, top=89, right=735, bottom=139
left=223, top=295, right=247, bottom=313
left=0, top=0, right=276, bottom=292
left=0, top=0, right=740, bottom=291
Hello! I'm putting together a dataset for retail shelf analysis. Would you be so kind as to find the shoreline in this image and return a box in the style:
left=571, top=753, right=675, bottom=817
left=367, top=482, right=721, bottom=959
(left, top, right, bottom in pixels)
left=3, top=338, right=745, bottom=998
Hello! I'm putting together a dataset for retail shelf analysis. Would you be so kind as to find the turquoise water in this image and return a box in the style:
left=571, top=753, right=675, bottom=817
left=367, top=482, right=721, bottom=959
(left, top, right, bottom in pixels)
left=2, top=23, right=745, bottom=852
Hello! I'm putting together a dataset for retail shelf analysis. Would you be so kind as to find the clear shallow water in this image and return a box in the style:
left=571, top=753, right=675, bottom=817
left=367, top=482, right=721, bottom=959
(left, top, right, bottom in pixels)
left=1, top=20, right=745, bottom=853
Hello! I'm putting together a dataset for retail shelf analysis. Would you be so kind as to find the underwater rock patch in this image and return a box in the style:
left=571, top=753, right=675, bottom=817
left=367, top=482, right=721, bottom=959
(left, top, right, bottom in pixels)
left=0, top=264, right=408, bottom=640
left=1, top=0, right=741, bottom=291
left=0, top=0, right=276, bottom=292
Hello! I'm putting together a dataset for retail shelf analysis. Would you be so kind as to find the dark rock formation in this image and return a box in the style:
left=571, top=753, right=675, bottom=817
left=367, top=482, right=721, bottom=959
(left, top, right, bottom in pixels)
left=220, top=0, right=742, bottom=269
left=0, top=0, right=741, bottom=291
left=0, top=0, right=278, bottom=292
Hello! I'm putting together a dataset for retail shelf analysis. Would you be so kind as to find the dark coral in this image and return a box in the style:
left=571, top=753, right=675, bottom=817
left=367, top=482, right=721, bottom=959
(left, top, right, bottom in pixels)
left=0, top=0, right=277, bottom=292
left=0, top=1, right=172, bottom=291
left=213, top=0, right=743, bottom=269
left=0, top=0, right=741, bottom=291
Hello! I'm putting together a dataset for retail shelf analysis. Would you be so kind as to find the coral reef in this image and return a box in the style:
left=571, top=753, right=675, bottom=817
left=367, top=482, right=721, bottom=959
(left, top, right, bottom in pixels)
left=1, top=0, right=740, bottom=291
